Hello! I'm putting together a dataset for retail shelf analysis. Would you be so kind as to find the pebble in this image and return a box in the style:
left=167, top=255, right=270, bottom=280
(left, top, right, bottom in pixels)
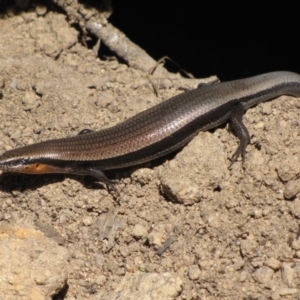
left=264, top=257, right=281, bottom=271
left=239, top=270, right=248, bottom=282
left=188, top=265, right=201, bottom=280
left=284, top=179, right=300, bottom=199
left=281, top=263, right=295, bottom=287
left=132, top=224, right=147, bottom=239
left=291, top=239, right=300, bottom=251
left=4, top=213, right=11, bottom=220
left=82, top=216, right=93, bottom=226
left=147, top=231, right=164, bottom=248
left=253, top=266, right=274, bottom=284
left=277, top=287, right=298, bottom=296
left=35, top=5, right=47, bottom=16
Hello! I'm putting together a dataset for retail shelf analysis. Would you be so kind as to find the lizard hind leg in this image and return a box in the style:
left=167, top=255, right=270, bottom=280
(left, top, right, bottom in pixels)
left=229, top=103, right=251, bottom=167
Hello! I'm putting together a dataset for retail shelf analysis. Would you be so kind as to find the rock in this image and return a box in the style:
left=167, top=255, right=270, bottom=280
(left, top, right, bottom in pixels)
left=291, top=239, right=300, bottom=251
left=276, top=287, right=298, bottom=297
left=132, top=224, right=148, bottom=239
left=284, top=179, right=300, bottom=199
left=253, top=266, right=274, bottom=284
left=82, top=216, right=93, bottom=226
left=0, top=222, right=69, bottom=300
left=160, top=132, right=228, bottom=205
left=281, top=263, right=296, bottom=288
left=188, top=265, right=201, bottom=280
left=95, top=272, right=183, bottom=300
left=264, top=257, right=281, bottom=271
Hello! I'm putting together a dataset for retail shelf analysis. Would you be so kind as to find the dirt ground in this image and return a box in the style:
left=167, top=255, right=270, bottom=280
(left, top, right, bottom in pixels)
left=1, top=3, right=300, bottom=300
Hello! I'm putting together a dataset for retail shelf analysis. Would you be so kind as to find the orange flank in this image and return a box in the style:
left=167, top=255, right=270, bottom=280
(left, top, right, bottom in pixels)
left=22, top=163, right=56, bottom=174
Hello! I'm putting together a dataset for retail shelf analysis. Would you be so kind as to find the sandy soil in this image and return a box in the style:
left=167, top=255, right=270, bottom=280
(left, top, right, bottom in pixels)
left=1, top=4, right=300, bottom=300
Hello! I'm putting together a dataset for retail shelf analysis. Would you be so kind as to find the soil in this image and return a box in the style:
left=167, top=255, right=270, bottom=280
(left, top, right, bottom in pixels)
left=1, top=3, right=300, bottom=300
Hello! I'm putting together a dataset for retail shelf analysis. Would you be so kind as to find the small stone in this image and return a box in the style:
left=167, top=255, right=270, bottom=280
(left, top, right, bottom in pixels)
left=253, top=266, right=274, bottom=284
left=252, top=208, right=263, bottom=219
left=291, top=239, right=300, bottom=251
left=132, top=224, right=147, bottom=239
left=96, top=275, right=107, bottom=286
left=281, top=263, right=296, bottom=287
left=22, top=90, right=39, bottom=111
left=251, top=258, right=264, bottom=268
left=277, top=287, right=298, bottom=296
left=75, top=200, right=84, bottom=208
left=131, top=168, right=153, bottom=185
left=239, top=270, right=248, bottom=282
left=262, top=207, right=271, bottom=216
left=4, top=213, right=11, bottom=220
left=287, top=198, right=300, bottom=218
left=34, top=270, right=51, bottom=285
left=35, top=5, right=47, bottom=16
left=284, top=179, right=300, bottom=199
left=240, top=235, right=258, bottom=258
left=59, top=213, right=68, bottom=224
left=82, top=216, right=93, bottom=226
left=5, top=199, right=12, bottom=206
left=97, top=272, right=183, bottom=299
left=233, top=258, right=245, bottom=270
left=264, top=257, right=281, bottom=271
left=188, top=265, right=201, bottom=280
left=147, top=231, right=164, bottom=248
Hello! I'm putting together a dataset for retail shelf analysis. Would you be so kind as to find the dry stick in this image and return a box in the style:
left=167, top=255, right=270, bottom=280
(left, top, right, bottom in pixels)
left=86, top=21, right=162, bottom=72
left=156, top=236, right=177, bottom=256
left=86, top=20, right=163, bottom=96
left=148, top=56, right=195, bottom=79
left=147, top=56, right=196, bottom=96
left=53, top=0, right=218, bottom=88
left=86, top=20, right=219, bottom=92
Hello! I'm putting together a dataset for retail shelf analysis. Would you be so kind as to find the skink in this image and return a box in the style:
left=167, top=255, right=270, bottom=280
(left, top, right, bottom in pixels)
left=1, top=71, right=300, bottom=186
